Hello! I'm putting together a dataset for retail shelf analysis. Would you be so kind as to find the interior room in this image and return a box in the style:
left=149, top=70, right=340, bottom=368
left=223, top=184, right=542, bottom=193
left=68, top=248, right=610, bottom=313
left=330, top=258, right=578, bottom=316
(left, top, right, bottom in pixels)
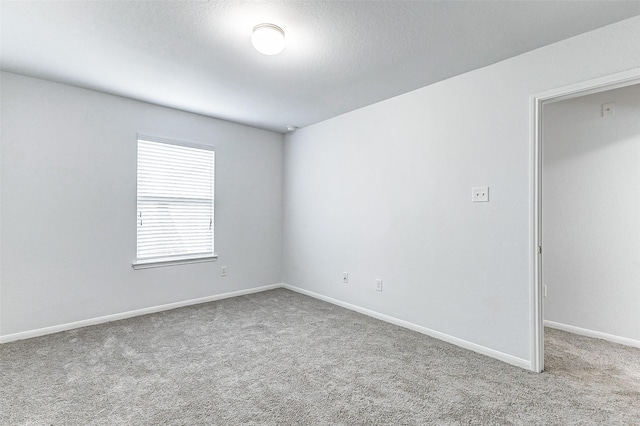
left=1, top=1, right=639, bottom=424
left=543, top=83, right=640, bottom=345
left=542, top=83, right=640, bottom=360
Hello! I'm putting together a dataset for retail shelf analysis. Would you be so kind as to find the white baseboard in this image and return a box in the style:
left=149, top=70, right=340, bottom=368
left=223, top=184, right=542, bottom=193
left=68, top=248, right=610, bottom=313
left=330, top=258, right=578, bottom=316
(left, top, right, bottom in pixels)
left=282, top=284, right=531, bottom=371
left=1, top=282, right=535, bottom=372
left=0, top=283, right=283, bottom=344
left=544, top=320, right=640, bottom=349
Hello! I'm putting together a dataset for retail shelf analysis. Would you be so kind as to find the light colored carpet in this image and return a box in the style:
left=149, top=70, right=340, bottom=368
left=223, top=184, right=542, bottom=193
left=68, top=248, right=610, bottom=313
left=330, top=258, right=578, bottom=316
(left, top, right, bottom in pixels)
left=1, top=288, right=639, bottom=425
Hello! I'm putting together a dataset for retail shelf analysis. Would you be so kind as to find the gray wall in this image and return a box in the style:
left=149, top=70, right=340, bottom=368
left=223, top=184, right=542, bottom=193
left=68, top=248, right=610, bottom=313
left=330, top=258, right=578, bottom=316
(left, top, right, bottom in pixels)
left=0, top=72, right=284, bottom=337
left=543, top=84, right=640, bottom=344
left=282, top=16, right=640, bottom=368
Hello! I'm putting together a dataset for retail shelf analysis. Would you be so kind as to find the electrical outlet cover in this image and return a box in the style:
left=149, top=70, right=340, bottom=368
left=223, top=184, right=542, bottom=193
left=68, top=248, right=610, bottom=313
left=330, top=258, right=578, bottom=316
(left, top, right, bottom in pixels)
left=376, top=279, right=383, bottom=292
left=602, top=102, right=615, bottom=117
left=472, top=186, right=489, bottom=202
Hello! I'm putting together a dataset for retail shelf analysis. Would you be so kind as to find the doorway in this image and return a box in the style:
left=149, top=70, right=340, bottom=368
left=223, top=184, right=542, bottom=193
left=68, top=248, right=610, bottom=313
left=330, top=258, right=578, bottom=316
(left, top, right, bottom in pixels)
left=530, top=69, right=640, bottom=373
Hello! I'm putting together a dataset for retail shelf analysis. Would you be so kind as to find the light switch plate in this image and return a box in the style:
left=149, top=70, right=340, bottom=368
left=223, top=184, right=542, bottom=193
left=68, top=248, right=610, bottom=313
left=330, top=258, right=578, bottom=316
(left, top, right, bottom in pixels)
left=472, top=187, right=489, bottom=202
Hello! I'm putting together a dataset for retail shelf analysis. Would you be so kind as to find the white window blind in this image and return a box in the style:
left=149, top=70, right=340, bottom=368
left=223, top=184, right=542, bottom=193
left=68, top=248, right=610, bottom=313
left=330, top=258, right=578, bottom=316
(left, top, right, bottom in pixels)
left=136, top=136, right=215, bottom=263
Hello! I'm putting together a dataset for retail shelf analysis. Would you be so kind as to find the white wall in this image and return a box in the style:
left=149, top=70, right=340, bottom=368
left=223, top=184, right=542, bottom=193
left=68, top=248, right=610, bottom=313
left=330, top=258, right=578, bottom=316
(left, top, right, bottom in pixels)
left=543, top=84, right=640, bottom=343
left=282, top=16, right=640, bottom=366
left=0, top=72, right=283, bottom=337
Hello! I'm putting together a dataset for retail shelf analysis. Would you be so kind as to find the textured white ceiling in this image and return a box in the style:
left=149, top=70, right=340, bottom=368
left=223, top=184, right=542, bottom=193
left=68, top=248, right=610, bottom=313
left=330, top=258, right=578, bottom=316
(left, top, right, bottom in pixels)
left=2, top=1, right=640, bottom=133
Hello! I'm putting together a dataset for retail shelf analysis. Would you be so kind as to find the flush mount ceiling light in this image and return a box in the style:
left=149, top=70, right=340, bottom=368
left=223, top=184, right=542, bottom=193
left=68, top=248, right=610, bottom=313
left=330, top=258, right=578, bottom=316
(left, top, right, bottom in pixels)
left=251, top=23, right=285, bottom=55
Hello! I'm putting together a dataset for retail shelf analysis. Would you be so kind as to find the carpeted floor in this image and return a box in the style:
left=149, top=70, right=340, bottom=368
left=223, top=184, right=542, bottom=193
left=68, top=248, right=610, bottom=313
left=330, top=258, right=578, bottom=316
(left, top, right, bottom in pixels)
left=1, top=288, right=639, bottom=425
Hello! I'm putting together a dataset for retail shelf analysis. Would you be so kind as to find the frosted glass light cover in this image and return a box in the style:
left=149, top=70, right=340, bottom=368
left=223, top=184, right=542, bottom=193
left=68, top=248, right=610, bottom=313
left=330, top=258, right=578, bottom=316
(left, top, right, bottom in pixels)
left=251, top=24, right=285, bottom=55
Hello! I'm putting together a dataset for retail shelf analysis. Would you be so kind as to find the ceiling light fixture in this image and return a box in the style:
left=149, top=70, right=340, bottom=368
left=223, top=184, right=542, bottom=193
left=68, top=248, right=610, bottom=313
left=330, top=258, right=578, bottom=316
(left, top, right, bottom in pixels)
left=251, top=23, right=286, bottom=55
left=286, top=125, right=298, bottom=132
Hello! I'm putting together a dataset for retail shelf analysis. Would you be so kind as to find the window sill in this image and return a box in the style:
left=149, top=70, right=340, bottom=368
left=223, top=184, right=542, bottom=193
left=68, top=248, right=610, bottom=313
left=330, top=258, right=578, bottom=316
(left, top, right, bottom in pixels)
left=132, top=254, right=218, bottom=270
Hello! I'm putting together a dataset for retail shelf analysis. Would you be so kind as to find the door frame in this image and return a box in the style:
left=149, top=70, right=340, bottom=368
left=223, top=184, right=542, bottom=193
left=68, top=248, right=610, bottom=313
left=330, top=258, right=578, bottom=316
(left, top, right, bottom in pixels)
left=529, top=68, right=640, bottom=373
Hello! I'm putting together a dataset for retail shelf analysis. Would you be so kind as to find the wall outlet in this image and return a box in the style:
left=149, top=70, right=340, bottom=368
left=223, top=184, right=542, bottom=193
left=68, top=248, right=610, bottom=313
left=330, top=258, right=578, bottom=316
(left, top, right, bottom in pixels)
left=602, top=102, right=615, bottom=117
left=376, top=279, right=383, bottom=292
left=342, top=272, right=349, bottom=284
left=472, top=187, right=489, bottom=202
left=221, top=266, right=227, bottom=277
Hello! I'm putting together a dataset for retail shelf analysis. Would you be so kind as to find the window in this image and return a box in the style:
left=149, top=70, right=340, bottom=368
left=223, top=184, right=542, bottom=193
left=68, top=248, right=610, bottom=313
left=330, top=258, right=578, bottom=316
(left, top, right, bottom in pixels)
left=133, top=135, right=216, bottom=269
